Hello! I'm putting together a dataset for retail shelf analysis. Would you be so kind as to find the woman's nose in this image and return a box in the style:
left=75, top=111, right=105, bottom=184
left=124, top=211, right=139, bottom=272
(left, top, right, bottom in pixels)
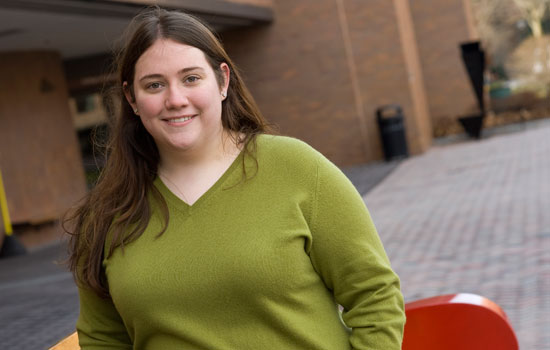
left=164, top=85, right=189, bottom=109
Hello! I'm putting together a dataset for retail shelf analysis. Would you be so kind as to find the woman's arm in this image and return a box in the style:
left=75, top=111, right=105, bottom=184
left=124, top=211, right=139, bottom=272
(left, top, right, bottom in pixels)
left=76, top=286, right=133, bottom=349
left=308, top=155, right=405, bottom=349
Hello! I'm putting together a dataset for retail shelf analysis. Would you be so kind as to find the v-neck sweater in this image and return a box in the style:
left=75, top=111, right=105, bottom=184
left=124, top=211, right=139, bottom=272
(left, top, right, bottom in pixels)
left=76, top=134, right=405, bottom=350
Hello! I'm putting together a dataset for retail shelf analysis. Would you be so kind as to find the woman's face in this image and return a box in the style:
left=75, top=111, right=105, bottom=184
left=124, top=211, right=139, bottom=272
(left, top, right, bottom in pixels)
left=125, top=39, right=229, bottom=157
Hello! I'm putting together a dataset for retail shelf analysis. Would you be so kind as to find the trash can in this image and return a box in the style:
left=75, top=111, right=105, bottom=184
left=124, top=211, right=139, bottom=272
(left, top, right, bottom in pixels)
left=376, top=104, right=409, bottom=161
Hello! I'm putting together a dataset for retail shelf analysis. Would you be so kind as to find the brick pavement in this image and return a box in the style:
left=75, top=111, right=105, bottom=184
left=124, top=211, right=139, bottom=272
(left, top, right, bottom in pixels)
left=0, top=243, right=78, bottom=350
left=365, top=120, right=550, bottom=350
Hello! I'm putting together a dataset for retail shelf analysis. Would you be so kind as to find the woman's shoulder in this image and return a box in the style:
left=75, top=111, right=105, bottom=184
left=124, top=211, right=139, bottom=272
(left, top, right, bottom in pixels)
left=255, top=134, right=322, bottom=161
left=254, top=134, right=348, bottom=182
left=253, top=134, right=339, bottom=180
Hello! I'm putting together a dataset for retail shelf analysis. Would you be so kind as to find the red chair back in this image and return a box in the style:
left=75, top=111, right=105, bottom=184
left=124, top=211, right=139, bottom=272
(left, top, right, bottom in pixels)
left=403, top=293, right=519, bottom=350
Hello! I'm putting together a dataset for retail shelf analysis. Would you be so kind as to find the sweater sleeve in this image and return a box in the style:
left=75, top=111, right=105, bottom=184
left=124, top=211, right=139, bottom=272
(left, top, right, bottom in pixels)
left=308, top=156, right=405, bottom=350
left=76, top=286, right=132, bottom=349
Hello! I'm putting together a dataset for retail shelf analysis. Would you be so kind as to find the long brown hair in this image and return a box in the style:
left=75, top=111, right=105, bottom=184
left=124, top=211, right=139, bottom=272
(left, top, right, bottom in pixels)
left=65, top=7, right=271, bottom=297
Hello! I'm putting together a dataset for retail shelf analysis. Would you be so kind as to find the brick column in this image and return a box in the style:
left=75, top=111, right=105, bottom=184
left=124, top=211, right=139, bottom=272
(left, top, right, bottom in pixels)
left=0, top=51, right=86, bottom=247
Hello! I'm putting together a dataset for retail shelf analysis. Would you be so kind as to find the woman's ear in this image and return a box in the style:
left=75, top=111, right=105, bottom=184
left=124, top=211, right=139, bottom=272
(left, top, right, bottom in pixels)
left=220, top=63, right=230, bottom=98
left=122, top=81, right=137, bottom=112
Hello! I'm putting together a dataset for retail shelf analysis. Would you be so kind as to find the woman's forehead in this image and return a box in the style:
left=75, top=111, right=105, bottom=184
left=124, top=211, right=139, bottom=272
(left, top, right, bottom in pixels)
left=135, top=39, right=209, bottom=77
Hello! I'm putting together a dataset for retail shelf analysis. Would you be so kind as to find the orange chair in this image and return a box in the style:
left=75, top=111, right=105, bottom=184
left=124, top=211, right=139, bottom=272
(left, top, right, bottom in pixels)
left=403, top=293, right=519, bottom=350
left=51, top=293, right=519, bottom=350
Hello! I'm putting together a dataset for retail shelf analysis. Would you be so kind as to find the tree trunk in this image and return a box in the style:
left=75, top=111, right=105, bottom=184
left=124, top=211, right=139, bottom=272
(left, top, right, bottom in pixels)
left=529, top=18, right=543, bottom=38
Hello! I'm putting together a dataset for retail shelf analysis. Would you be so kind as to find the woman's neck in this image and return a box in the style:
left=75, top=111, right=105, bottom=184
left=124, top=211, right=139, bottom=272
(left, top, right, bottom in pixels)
left=156, top=132, right=242, bottom=205
left=156, top=135, right=242, bottom=205
left=159, top=131, right=240, bottom=174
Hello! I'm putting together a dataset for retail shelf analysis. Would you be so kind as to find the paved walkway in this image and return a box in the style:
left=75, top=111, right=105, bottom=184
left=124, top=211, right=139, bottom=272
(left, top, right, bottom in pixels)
left=0, top=120, right=548, bottom=349
left=364, top=119, right=550, bottom=350
left=0, top=243, right=78, bottom=349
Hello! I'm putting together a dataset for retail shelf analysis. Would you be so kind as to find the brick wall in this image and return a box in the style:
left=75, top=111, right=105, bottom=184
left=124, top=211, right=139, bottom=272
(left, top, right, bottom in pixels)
left=409, top=0, right=479, bottom=136
left=343, top=0, right=431, bottom=159
left=222, top=0, right=367, bottom=165
left=0, top=52, right=86, bottom=227
left=222, top=0, right=432, bottom=166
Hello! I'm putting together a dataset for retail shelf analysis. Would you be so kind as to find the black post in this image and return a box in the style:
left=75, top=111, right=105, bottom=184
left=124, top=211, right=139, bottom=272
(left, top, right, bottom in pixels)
left=458, top=41, right=486, bottom=139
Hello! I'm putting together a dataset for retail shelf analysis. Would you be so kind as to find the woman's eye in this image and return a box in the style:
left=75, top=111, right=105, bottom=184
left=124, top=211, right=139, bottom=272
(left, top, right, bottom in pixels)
left=185, top=76, right=200, bottom=84
left=146, top=82, right=163, bottom=90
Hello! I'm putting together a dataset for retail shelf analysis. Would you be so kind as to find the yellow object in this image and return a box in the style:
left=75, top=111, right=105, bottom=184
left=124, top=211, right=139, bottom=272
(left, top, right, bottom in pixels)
left=0, top=168, right=13, bottom=235
left=49, top=332, right=80, bottom=350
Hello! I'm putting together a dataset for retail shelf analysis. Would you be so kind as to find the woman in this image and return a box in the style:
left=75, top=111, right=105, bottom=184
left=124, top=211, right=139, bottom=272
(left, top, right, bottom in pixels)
left=66, top=7, right=405, bottom=350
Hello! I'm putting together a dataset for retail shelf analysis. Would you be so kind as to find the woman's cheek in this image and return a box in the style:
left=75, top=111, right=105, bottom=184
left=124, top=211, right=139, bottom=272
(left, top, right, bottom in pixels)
left=136, top=93, right=163, bottom=117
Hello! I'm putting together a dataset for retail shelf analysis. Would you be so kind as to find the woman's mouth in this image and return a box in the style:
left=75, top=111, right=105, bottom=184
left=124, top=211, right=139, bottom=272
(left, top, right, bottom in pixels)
left=164, top=115, right=196, bottom=124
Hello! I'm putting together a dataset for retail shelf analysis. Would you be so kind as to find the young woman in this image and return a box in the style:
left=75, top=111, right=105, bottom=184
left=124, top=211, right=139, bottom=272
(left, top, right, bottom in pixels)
left=66, top=7, right=405, bottom=350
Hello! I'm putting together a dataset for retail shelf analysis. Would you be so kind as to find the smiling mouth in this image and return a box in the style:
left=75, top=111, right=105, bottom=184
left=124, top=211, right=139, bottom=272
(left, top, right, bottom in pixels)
left=164, top=115, right=195, bottom=123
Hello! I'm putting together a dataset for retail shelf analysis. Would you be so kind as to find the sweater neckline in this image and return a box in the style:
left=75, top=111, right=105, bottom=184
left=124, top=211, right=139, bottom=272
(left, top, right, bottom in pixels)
left=154, top=148, right=245, bottom=213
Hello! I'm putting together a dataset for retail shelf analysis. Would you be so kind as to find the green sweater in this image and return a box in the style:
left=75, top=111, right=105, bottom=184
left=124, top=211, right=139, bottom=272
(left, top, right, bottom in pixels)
left=77, top=135, right=405, bottom=350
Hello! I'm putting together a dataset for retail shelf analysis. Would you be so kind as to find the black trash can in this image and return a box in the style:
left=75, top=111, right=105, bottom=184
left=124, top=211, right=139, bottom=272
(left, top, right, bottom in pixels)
left=376, top=105, right=409, bottom=161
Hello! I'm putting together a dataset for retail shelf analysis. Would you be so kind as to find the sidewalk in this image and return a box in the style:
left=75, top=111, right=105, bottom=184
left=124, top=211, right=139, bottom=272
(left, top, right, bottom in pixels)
left=364, top=119, right=550, bottom=350
left=0, top=119, right=548, bottom=349
left=0, top=242, right=77, bottom=349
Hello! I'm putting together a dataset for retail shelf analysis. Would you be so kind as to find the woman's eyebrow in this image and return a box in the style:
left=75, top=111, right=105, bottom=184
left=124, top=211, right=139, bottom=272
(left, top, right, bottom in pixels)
left=178, top=67, right=204, bottom=74
left=138, top=67, right=205, bottom=82
left=138, top=74, right=163, bottom=82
